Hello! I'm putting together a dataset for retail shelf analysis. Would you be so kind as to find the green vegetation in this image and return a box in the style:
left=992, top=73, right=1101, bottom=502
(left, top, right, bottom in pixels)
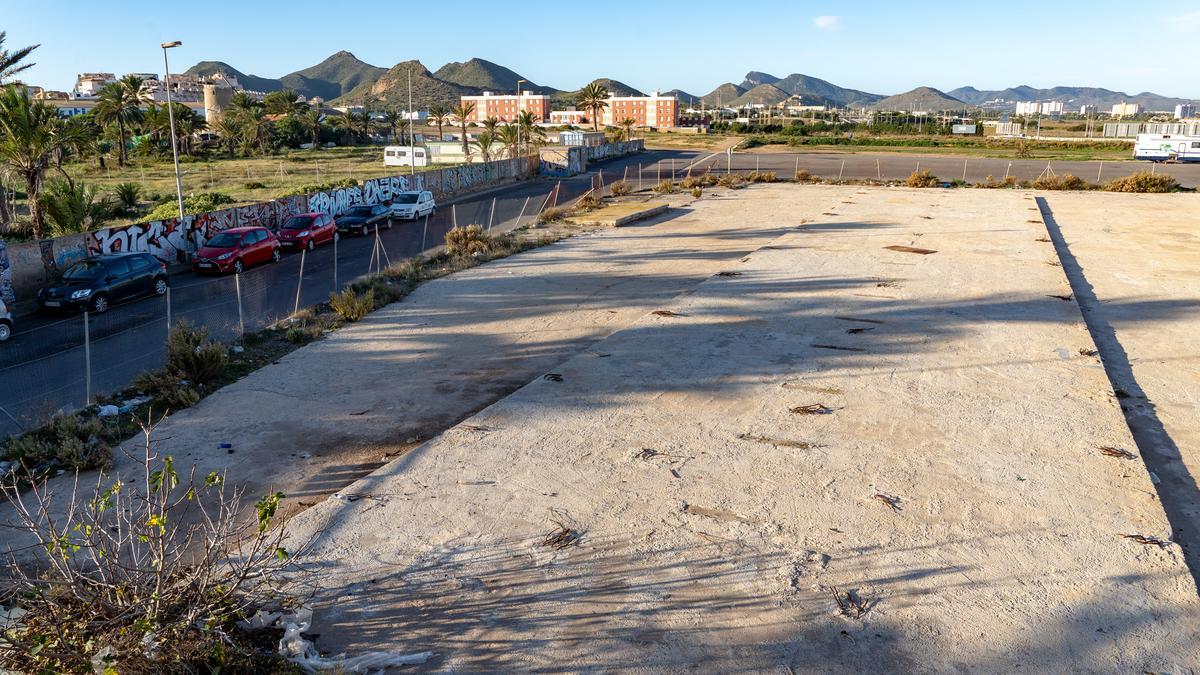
left=329, top=287, right=375, bottom=321
left=578, top=82, right=610, bottom=132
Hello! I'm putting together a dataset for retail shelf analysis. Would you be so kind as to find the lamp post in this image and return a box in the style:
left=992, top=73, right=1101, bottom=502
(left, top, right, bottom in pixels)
left=160, top=40, right=185, bottom=223
left=516, top=79, right=526, bottom=158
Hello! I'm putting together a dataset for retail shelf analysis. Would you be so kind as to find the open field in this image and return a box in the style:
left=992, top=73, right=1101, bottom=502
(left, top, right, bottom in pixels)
left=7, top=181, right=1199, bottom=671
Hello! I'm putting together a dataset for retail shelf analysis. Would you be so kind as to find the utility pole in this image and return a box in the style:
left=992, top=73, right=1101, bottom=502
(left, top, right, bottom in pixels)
left=408, top=67, right=415, bottom=176
left=161, top=41, right=185, bottom=223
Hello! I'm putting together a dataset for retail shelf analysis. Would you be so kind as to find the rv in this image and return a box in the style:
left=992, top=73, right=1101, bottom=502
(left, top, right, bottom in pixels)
left=384, top=145, right=429, bottom=167
left=1133, top=134, right=1200, bottom=163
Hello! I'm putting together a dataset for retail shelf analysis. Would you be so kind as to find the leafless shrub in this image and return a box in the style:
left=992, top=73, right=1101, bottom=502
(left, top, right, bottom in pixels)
left=536, top=205, right=574, bottom=224
left=445, top=223, right=493, bottom=256
left=609, top=180, right=631, bottom=197
left=575, top=192, right=602, bottom=211
left=1104, top=171, right=1177, bottom=193
left=1033, top=173, right=1089, bottom=191
left=0, top=421, right=302, bottom=672
left=904, top=170, right=939, bottom=188
left=873, top=493, right=902, bottom=513
left=790, top=403, right=833, bottom=415
left=539, top=522, right=580, bottom=550
left=831, top=587, right=873, bottom=618
left=794, top=169, right=816, bottom=183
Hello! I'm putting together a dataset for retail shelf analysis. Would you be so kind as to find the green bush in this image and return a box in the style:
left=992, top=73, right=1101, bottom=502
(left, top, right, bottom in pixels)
left=167, top=321, right=229, bottom=386
left=329, top=288, right=374, bottom=322
left=1104, top=171, right=1177, bottom=193
left=133, top=368, right=201, bottom=410
left=146, top=192, right=235, bottom=220
left=275, top=178, right=358, bottom=198
left=3, top=413, right=111, bottom=471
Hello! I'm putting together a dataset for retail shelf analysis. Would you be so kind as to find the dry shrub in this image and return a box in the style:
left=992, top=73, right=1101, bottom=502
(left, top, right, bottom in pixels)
left=679, top=176, right=702, bottom=189
left=576, top=192, right=602, bottom=211
left=652, top=180, right=675, bottom=194
left=794, top=169, right=816, bottom=183
left=609, top=180, right=631, bottom=197
left=536, top=205, right=573, bottom=224
left=904, top=170, right=939, bottom=188
left=166, top=321, right=228, bottom=387
left=383, top=257, right=424, bottom=285
left=976, top=174, right=1018, bottom=189
left=329, top=287, right=374, bottom=322
left=0, top=427, right=299, bottom=672
left=1104, top=171, right=1177, bottom=193
left=133, top=369, right=201, bottom=410
left=1033, top=173, right=1089, bottom=191
left=691, top=187, right=703, bottom=199
left=717, top=174, right=743, bottom=189
left=2, top=413, right=111, bottom=472
left=445, top=223, right=494, bottom=256
left=747, top=171, right=778, bottom=183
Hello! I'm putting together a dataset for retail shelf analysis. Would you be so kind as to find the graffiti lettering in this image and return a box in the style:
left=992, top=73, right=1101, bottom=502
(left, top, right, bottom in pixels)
left=0, top=239, right=14, bottom=305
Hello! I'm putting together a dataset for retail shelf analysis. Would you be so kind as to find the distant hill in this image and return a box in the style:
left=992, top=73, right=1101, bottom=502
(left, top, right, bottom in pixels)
left=279, top=51, right=385, bottom=100
left=701, top=83, right=746, bottom=107
left=740, top=71, right=780, bottom=89
left=770, top=73, right=883, bottom=107
left=869, top=87, right=968, bottom=112
left=334, top=59, right=475, bottom=109
left=434, top=58, right=554, bottom=94
left=550, top=78, right=645, bottom=107
left=664, top=89, right=700, bottom=106
left=730, top=83, right=789, bottom=107
left=948, top=84, right=1193, bottom=112
left=184, top=61, right=282, bottom=93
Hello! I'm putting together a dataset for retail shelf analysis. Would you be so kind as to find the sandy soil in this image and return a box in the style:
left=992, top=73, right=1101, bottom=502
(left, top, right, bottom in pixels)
left=283, top=185, right=1200, bottom=672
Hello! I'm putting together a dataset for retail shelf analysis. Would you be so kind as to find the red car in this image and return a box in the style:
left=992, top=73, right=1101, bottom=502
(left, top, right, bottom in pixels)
left=276, top=212, right=337, bottom=252
left=192, top=226, right=281, bottom=274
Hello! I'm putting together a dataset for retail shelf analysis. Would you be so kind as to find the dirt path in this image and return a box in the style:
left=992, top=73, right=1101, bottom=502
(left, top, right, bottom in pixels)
left=285, top=185, right=1199, bottom=671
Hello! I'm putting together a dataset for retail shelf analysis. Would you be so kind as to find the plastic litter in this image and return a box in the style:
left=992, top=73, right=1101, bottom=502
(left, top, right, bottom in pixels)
left=219, top=443, right=233, bottom=449
left=242, top=606, right=433, bottom=673
left=97, top=405, right=119, bottom=417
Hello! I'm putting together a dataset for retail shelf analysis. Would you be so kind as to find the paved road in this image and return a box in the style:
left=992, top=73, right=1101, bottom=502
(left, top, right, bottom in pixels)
left=678, top=149, right=1200, bottom=188
left=0, top=150, right=696, bottom=437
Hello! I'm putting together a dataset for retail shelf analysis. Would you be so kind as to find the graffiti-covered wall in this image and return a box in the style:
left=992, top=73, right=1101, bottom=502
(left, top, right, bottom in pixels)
left=0, top=239, right=14, bottom=305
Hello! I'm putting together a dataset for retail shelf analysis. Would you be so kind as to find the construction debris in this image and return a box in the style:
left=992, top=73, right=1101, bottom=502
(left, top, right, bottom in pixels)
left=652, top=310, right=685, bottom=317
left=790, top=403, right=834, bottom=415
left=540, top=522, right=582, bottom=550
left=716, top=271, right=743, bottom=277
left=1099, top=446, right=1136, bottom=460
left=543, top=373, right=564, bottom=382
left=1121, top=534, right=1168, bottom=547
left=884, top=245, right=938, bottom=255
left=874, top=493, right=902, bottom=513
left=1079, top=348, right=1099, bottom=357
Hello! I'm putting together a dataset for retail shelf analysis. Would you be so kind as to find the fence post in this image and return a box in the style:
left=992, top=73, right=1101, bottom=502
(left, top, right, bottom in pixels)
left=838, top=159, right=845, bottom=181
left=963, top=159, right=968, bottom=182
left=638, top=164, right=643, bottom=191
left=876, top=159, right=882, bottom=181
left=488, top=197, right=496, bottom=234
left=1096, top=161, right=1104, bottom=183
left=333, top=234, right=338, bottom=292
left=657, top=162, right=661, bottom=183
left=293, top=249, right=306, bottom=315
left=421, top=214, right=429, bottom=251
left=515, top=196, right=530, bottom=229
left=83, top=311, right=91, bottom=406
left=235, top=273, right=245, bottom=338
left=165, top=286, right=172, bottom=334
left=1004, top=162, right=1011, bottom=180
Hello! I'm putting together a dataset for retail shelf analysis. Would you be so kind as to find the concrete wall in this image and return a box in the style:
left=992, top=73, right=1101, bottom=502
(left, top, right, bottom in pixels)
left=0, top=156, right=539, bottom=304
left=538, top=140, right=644, bottom=178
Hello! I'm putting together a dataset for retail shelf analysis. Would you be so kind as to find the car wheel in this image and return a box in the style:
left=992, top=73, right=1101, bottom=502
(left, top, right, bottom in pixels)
left=306, top=239, right=315, bottom=252
left=0, top=321, right=10, bottom=342
left=153, top=277, right=168, bottom=296
left=233, top=259, right=245, bottom=274
left=90, top=294, right=109, bottom=314
left=361, top=224, right=369, bottom=237
left=272, top=248, right=282, bottom=263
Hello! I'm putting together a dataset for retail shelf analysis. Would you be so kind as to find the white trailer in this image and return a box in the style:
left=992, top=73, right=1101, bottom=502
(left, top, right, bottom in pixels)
left=383, top=145, right=429, bottom=167
left=1133, top=134, right=1200, bottom=163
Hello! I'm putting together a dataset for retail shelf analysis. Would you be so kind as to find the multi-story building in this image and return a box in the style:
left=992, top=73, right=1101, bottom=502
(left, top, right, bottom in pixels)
left=1080, top=104, right=1097, bottom=116
left=1176, top=103, right=1197, bottom=120
left=459, top=91, right=551, bottom=123
left=549, top=109, right=588, bottom=125
left=1111, top=102, right=1142, bottom=117
left=1015, top=101, right=1063, bottom=116
left=600, top=90, right=678, bottom=128
left=73, top=72, right=116, bottom=98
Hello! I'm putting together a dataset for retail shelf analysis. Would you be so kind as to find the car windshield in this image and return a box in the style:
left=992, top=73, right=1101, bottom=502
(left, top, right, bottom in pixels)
left=62, top=260, right=105, bottom=280
left=346, top=206, right=373, bottom=216
left=282, top=216, right=315, bottom=230
left=206, top=232, right=240, bottom=248
left=394, top=194, right=418, bottom=204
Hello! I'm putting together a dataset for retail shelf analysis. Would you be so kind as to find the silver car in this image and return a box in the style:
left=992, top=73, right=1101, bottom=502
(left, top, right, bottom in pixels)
left=389, top=191, right=436, bottom=221
left=0, top=298, right=11, bottom=342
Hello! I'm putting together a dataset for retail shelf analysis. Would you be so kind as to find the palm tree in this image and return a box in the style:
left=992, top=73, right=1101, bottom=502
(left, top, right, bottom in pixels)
left=473, top=131, right=497, bottom=162
left=381, top=108, right=407, bottom=143
left=498, top=124, right=519, bottom=159
left=618, top=117, right=637, bottom=142
left=297, top=109, right=322, bottom=149
left=481, top=116, right=500, bottom=136
left=577, top=82, right=610, bottom=131
left=262, top=88, right=305, bottom=116
left=0, top=32, right=38, bottom=82
left=211, top=114, right=240, bottom=157
left=428, top=104, right=449, bottom=141
left=39, top=179, right=112, bottom=236
left=93, top=78, right=143, bottom=166
left=172, top=104, right=206, bottom=155
left=0, top=86, right=71, bottom=237
left=239, top=107, right=271, bottom=154
left=229, top=91, right=261, bottom=113
left=450, top=102, right=476, bottom=157
left=517, top=110, right=545, bottom=154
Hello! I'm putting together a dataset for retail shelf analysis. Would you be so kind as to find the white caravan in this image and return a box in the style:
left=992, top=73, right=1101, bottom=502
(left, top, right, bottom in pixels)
left=1133, top=134, right=1200, bottom=163
left=384, top=145, right=429, bottom=167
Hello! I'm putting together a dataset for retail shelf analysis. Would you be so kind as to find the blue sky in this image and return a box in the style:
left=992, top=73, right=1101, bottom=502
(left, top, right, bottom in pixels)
left=4, top=1, right=1199, bottom=97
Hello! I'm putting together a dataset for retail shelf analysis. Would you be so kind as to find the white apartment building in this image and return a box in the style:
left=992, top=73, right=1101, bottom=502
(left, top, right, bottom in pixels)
left=1176, top=103, right=1197, bottom=120
left=1111, top=102, right=1142, bottom=117
left=1015, top=101, right=1063, bottom=115
left=1080, top=104, right=1097, bottom=116
left=73, top=72, right=116, bottom=98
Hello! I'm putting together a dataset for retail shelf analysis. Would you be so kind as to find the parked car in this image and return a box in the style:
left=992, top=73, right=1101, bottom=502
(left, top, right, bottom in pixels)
left=336, top=204, right=392, bottom=237
left=37, top=253, right=169, bottom=314
left=192, top=226, right=281, bottom=274
left=389, top=191, right=436, bottom=221
left=275, top=212, right=337, bottom=251
left=0, top=298, right=11, bottom=342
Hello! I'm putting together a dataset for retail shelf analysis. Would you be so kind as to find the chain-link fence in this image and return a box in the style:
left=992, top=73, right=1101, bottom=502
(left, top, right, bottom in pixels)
left=0, top=180, right=572, bottom=439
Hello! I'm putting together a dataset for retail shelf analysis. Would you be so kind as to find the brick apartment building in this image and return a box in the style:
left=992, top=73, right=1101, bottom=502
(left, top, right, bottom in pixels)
left=459, top=91, right=551, bottom=123
left=601, top=91, right=678, bottom=129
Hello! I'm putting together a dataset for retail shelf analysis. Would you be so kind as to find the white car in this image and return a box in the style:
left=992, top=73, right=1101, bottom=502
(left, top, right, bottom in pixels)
left=0, top=298, right=12, bottom=342
left=389, top=191, right=436, bottom=221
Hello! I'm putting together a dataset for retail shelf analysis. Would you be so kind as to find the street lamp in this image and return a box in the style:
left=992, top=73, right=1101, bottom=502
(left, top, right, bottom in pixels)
left=160, top=41, right=185, bottom=223
left=516, top=79, right=526, bottom=159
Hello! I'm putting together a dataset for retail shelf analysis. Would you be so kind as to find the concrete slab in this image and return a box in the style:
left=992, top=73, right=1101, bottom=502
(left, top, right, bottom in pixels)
left=287, top=185, right=1200, bottom=672
left=1042, top=191, right=1200, bottom=580
left=565, top=202, right=670, bottom=227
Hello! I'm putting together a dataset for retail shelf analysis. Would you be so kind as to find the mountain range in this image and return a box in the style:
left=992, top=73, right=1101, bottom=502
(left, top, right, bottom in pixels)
left=183, top=53, right=1196, bottom=113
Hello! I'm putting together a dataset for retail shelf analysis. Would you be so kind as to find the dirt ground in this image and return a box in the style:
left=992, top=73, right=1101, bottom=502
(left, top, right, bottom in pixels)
left=1040, top=191, right=1200, bottom=582
left=279, top=185, right=1200, bottom=672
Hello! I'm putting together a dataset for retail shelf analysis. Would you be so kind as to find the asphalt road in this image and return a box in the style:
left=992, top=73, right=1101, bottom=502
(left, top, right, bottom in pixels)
left=0, top=150, right=693, bottom=437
